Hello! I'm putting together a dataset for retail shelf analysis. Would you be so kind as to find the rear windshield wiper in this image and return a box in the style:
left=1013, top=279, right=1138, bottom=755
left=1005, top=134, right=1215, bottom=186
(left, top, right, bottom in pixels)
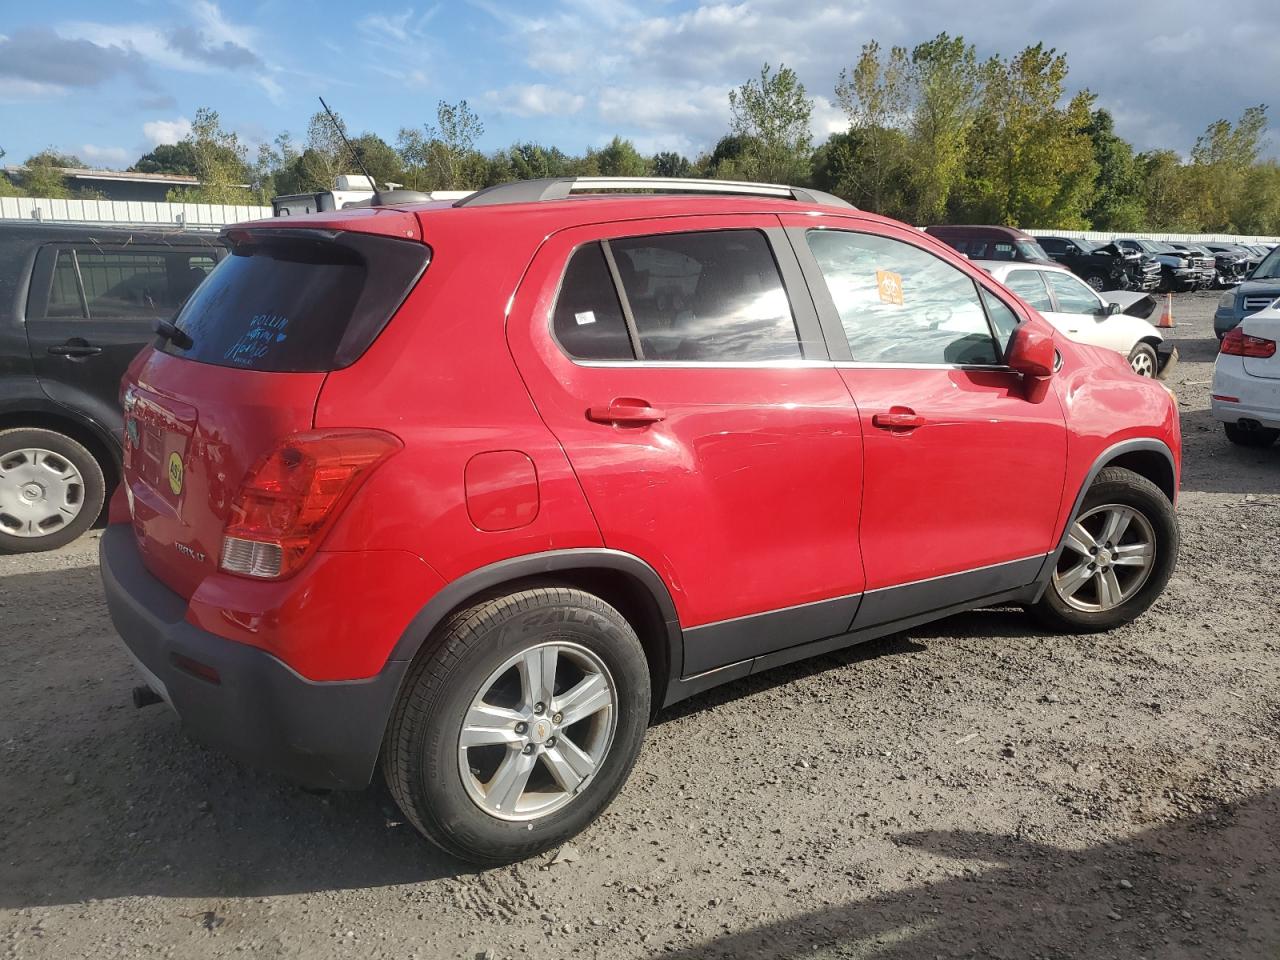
left=154, top=319, right=194, bottom=351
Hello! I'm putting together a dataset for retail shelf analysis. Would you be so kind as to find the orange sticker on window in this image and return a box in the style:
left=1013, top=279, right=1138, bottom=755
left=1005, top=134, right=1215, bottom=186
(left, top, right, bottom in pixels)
left=876, top=269, right=904, bottom=305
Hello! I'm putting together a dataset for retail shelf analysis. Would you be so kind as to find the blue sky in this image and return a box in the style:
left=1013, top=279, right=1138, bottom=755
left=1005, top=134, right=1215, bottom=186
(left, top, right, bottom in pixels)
left=1, top=0, right=1277, bottom=171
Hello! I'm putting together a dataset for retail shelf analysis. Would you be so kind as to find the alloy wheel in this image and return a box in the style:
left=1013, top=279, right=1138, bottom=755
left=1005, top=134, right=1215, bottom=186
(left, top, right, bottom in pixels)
left=1052, top=504, right=1156, bottom=612
left=458, top=641, right=617, bottom=821
left=0, top=448, right=85, bottom=538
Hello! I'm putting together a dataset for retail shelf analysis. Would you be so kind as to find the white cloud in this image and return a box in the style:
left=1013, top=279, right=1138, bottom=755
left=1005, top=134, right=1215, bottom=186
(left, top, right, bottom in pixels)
left=0, top=77, right=66, bottom=101
left=143, top=117, right=192, bottom=146
left=597, top=84, right=728, bottom=135
left=80, top=144, right=130, bottom=166
left=810, top=95, right=847, bottom=140
left=485, top=84, right=586, bottom=118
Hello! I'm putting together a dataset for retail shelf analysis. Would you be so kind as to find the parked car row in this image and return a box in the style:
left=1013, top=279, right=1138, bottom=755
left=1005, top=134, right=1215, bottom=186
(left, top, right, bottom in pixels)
left=921, top=223, right=1276, bottom=296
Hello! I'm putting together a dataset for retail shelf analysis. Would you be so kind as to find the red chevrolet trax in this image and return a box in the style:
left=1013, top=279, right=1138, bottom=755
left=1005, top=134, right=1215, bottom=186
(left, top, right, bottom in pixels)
left=101, top=178, right=1181, bottom=864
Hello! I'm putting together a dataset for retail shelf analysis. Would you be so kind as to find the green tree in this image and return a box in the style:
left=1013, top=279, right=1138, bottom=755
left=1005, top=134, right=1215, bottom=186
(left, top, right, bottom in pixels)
left=504, top=143, right=573, bottom=181
left=726, top=63, right=814, bottom=184
left=810, top=127, right=915, bottom=220
left=957, top=44, right=1097, bottom=228
left=652, top=151, right=694, bottom=178
left=906, top=33, right=981, bottom=223
left=1188, top=105, right=1269, bottom=231
left=0, top=143, right=22, bottom=198
left=589, top=136, right=650, bottom=177
left=1234, top=161, right=1280, bottom=235
left=19, top=150, right=83, bottom=198
left=164, top=108, right=254, bottom=204
left=835, top=41, right=910, bottom=214
left=132, top=142, right=201, bottom=176
left=1135, top=149, right=1196, bottom=231
left=399, top=100, right=487, bottom=190
left=1082, top=108, right=1145, bottom=230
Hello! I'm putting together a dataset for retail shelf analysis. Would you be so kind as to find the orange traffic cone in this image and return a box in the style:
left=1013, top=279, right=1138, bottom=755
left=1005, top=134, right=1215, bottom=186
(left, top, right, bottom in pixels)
left=1156, top=293, right=1174, bottom=329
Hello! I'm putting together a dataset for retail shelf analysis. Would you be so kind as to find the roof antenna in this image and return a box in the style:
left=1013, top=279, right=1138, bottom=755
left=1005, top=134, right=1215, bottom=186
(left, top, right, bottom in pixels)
left=318, top=96, right=381, bottom=204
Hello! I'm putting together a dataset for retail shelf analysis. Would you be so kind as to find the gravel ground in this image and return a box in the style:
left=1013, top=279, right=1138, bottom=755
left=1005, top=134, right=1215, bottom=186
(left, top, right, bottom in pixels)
left=2, top=291, right=1278, bottom=960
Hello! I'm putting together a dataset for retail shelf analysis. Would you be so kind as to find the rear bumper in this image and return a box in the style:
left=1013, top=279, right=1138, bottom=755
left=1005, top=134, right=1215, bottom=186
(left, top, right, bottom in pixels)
left=1210, top=358, right=1280, bottom=429
left=99, top=524, right=407, bottom=790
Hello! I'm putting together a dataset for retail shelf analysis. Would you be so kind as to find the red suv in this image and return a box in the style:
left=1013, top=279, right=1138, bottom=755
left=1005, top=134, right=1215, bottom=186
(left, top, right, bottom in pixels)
left=101, top=177, right=1181, bottom=864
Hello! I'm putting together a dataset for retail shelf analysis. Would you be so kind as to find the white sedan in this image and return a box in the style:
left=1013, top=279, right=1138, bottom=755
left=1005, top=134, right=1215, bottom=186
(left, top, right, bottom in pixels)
left=977, top=260, right=1174, bottom=377
left=1211, top=302, right=1280, bottom=447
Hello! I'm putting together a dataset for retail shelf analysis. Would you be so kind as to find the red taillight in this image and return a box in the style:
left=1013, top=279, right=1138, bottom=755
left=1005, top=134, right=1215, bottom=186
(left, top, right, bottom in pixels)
left=221, top=429, right=402, bottom=579
left=1220, top=327, right=1277, bottom=358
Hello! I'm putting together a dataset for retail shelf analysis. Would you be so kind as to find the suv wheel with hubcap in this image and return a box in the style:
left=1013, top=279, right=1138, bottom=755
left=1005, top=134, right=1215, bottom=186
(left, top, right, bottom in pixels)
left=0, top=428, right=105, bottom=553
left=382, top=587, right=649, bottom=865
left=1032, top=466, right=1178, bottom=632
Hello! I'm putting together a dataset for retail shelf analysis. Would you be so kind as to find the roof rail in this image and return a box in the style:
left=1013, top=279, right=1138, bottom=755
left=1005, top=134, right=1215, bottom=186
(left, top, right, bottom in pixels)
left=453, top=177, right=855, bottom=209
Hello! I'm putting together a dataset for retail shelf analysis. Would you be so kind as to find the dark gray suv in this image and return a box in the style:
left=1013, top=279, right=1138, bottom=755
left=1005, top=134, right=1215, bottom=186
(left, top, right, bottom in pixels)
left=1214, top=245, right=1280, bottom=339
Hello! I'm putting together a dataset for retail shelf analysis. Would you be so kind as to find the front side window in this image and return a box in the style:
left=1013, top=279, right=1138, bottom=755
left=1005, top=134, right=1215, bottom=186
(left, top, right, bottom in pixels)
left=1045, top=271, right=1102, bottom=314
left=980, top=289, right=1020, bottom=355
left=806, top=229, right=1001, bottom=366
left=610, top=230, right=801, bottom=362
left=1004, top=269, right=1053, bottom=311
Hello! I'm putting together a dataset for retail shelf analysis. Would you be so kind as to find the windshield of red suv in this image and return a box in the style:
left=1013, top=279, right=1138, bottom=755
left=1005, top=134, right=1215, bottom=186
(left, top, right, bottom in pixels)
left=1017, top=240, right=1051, bottom=260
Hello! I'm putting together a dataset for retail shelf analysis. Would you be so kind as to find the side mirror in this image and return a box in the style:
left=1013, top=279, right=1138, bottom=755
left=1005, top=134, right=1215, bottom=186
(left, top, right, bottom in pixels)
left=1006, top=324, right=1056, bottom=379
left=1100, top=302, right=1122, bottom=317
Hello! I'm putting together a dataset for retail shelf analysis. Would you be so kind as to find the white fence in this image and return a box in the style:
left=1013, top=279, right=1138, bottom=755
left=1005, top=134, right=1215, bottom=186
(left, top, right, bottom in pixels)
left=1025, top=228, right=1280, bottom=245
left=4, top=196, right=1278, bottom=243
left=0, top=196, right=272, bottom=227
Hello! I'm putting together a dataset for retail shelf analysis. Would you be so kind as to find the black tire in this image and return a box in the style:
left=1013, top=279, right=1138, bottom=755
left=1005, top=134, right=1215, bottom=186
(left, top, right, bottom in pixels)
left=1126, top=342, right=1158, bottom=378
left=1224, top=422, right=1280, bottom=447
left=0, top=427, right=106, bottom=554
left=382, top=587, right=650, bottom=865
left=1084, top=273, right=1107, bottom=292
left=1032, top=467, right=1178, bottom=633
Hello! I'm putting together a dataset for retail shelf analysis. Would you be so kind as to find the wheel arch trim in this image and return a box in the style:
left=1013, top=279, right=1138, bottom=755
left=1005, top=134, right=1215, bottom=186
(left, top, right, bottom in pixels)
left=1033, top=437, right=1176, bottom=596
left=387, top=548, right=684, bottom=696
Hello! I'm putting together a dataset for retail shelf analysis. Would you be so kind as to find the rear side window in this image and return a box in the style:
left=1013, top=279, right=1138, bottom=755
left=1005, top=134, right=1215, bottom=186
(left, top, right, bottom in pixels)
left=161, top=232, right=428, bottom=372
left=40, top=248, right=216, bottom=321
left=610, top=230, right=801, bottom=362
left=552, top=244, right=634, bottom=360
left=806, top=229, right=1000, bottom=366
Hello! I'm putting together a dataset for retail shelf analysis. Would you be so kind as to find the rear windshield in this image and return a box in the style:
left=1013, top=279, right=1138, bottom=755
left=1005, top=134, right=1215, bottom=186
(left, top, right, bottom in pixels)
left=159, top=232, right=428, bottom=372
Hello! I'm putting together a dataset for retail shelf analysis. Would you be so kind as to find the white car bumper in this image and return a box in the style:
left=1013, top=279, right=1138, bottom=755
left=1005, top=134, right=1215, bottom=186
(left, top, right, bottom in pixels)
left=1211, top=355, right=1280, bottom=429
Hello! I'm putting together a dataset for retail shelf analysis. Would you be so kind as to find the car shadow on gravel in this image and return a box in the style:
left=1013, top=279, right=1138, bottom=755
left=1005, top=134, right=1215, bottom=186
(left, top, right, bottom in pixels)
left=0, top=567, right=475, bottom=909
left=653, top=787, right=1280, bottom=959
left=1169, top=335, right=1223, bottom=365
